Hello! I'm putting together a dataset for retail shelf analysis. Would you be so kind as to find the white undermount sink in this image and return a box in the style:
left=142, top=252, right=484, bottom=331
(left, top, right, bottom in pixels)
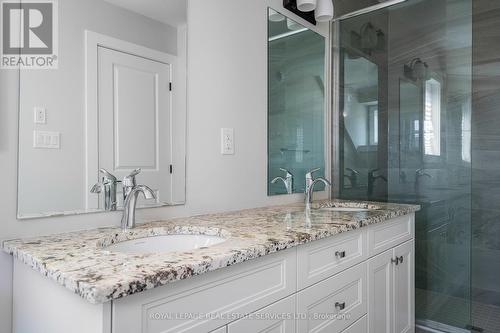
left=104, top=234, right=227, bottom=254
left=320, top=207, right=373, bottom=212
left=318, top=204, right=381, bottom=212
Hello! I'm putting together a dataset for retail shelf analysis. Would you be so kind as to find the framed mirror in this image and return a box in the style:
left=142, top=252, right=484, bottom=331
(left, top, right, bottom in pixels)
left=17, top=0, right=187, bottom=219
left=267, top=8, right=327, bottom=196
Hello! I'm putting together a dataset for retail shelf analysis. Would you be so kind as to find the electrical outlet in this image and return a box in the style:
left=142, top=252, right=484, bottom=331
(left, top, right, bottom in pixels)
left=221, top=128, right=234, bottom=155
left=33, top=131, right=60, bottom=149
left=34, top=107, right=47, bottom=124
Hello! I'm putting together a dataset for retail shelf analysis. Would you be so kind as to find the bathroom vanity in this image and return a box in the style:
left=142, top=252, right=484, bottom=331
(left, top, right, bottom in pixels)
left=3, top=200, right=418, bottom=333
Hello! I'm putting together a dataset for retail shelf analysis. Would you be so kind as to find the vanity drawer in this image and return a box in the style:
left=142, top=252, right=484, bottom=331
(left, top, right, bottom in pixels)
left=297, top=229, right=367, bottom=289
left=342, top=315, right=367, bottom=333
left=296, top=263, right=367, bottom=333
left=367, top=214, right=414, bottom=257
left=112, top=249, right=297, bottom=333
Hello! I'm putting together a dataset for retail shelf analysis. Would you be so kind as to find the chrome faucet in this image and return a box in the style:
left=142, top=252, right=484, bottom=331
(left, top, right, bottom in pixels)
left=415, top=168, right=432, bottom=194
left=368, top=168, right=387, bottom=197
left=271, top=168, right=294, bottom=194
left=91, top=169, right=119, bottom=211
left=344, top=168, right=360, bottom=188
left=121, top=169, right=156, bottom=230
left=305, top=168, right=332, bottom=205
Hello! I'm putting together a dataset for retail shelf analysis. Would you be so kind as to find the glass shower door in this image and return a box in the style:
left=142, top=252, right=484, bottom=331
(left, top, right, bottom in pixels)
left=338, top=0, right=473, bottom=331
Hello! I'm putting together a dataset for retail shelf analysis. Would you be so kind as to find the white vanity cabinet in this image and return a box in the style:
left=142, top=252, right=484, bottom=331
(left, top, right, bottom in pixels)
left=368, top=240, right=414, bottom=333
left=12, top=214, right=415, bottom=333
left=209, top=328, right=227, bottom=333
left=227, top=296, right=296, bottom=333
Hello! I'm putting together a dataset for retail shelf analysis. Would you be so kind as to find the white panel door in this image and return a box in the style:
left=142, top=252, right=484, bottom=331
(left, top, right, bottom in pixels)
left=368, top=249, right=394, bottom=333
left=98, top=46, right=171, bottom=206
left=394, top=241, right=414, bottom=333
left=227, top=296, right=296, bottom=333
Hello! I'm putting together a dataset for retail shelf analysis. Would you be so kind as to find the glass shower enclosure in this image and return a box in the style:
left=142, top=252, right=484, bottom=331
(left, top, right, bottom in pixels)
left=334, top=0, right=499, bottom=331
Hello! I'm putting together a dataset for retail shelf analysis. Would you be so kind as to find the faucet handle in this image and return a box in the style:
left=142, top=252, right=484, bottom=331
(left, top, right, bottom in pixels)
left=306, top=168, right=321, bottom=179
left=127, top=168, right=141, bottom=178
left=346, top=168, right=359, bottom=175
left=416, top=168, right=426, bottom=175
left=99, top=168, right=117, bottom=183
left=123, top=168, right=141, bottom=186
left=279, top=168, right=294, bottom=178
left=90, top=183, right=103, bottom=194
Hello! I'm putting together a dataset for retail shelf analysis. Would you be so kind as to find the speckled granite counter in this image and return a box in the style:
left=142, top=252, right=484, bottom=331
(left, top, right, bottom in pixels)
left=2, top=200, right=419, bottom=304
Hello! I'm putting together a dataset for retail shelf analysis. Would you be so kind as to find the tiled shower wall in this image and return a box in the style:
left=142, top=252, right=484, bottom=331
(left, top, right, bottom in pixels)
left=472, top=0, right=500, bottom=307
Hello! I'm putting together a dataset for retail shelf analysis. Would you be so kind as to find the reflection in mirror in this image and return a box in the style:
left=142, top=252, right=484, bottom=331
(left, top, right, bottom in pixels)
left=399, top=71, right=444, bottom=182
left=399, top=79, right=422, bottom=174
left=17, top=0, right=187, bottom=218
left=341, top=51, right=379, bottom=194
left=423, top=78, right=441, bottom=156
left=267, top=8, right=326, bottom=196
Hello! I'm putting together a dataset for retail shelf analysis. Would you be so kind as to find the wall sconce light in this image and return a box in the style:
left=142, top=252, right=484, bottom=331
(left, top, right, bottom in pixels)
left=315, top=0, right=334, bottom=22
left=350, top=22, right=386, bottom=55
left=283, top=0, right=334, bottom=25
left=283, top=0, right=317, bottom=25
left=297, top=0, right=317, bottom=12
left=404, top=58, right=429, bottom=81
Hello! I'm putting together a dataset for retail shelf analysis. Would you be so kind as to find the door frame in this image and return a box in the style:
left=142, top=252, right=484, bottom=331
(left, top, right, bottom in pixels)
left=84, top=30, right=177, bottom=209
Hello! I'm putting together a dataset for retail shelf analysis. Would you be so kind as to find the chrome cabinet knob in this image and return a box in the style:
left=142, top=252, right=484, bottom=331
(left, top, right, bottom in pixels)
left=335, top=302, right=346, bottom=310
left=335, top=251, right=346, bottom=259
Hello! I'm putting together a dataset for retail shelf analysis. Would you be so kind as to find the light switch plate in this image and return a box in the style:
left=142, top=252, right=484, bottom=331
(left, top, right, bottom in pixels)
left=34, top=107, right=47, bottom=124
left=33, top=131, right=60, bottom=149
left=221, top=128, right=234, bottom=155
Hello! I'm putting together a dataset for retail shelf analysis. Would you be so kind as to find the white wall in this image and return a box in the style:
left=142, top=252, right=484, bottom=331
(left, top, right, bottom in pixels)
left=0, top=1, right=329, bottom=332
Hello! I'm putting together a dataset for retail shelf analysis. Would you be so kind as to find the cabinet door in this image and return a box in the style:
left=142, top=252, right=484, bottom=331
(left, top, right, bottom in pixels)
left=367, top=249, right=394, bottom=333
left=227, top=296, right=295, bottom=333
left=113, top=250, right=296, bottom=333
left=394, top=241, right=414, bottom=333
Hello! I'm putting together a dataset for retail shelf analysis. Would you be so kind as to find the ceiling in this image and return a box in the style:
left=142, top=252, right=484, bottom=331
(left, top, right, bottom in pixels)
left=104, top=0, right=187, bottom=27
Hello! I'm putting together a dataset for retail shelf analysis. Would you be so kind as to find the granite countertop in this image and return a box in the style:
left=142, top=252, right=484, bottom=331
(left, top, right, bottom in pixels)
left=2, top=200, right=419, bottom=304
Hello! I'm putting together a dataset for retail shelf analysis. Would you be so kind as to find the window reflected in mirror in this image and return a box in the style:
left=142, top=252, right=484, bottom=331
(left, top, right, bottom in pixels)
left=424, top=78, right=441, bottom=156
